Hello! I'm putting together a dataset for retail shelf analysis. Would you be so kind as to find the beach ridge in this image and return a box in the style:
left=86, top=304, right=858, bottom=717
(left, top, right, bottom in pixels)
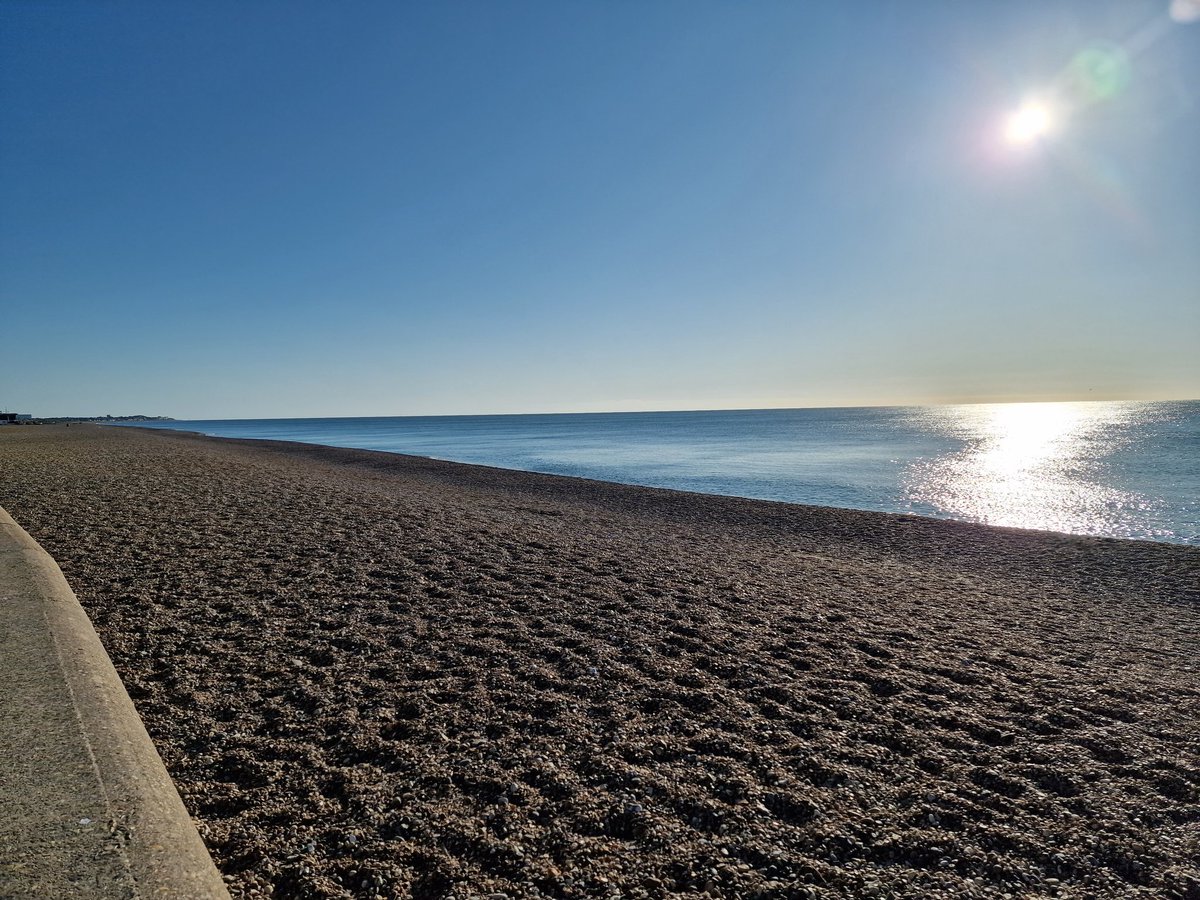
left=1, top=424, right=1197, bottom=898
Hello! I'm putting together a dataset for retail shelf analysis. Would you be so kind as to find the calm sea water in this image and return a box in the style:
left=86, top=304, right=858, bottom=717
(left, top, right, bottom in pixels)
left=123, top=401, right=1200, bottom=545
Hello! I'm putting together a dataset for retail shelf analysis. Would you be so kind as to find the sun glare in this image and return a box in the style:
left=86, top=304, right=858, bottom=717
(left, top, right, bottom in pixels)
left=904, top=402, right=1148, bottom=536
left=1004, top=101, right=1055, bottom=145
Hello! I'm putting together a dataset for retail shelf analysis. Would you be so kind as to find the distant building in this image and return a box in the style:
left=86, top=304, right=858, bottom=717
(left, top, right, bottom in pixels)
left=0, top=413, right=32, bottom=423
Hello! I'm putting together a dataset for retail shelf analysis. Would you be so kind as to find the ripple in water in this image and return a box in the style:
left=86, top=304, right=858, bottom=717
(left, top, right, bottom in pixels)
left=902, top=402, right=1188, bottom=542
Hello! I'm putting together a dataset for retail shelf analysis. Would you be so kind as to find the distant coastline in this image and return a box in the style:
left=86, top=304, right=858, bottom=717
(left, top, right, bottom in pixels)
left=18, top=414, right=175, bottom=424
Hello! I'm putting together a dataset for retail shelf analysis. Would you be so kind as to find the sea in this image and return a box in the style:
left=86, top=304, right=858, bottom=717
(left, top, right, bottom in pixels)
left=121, top=400, right=1200, bottom=546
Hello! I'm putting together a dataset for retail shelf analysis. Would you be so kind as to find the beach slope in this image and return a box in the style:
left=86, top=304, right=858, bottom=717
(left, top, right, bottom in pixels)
left=1, top=424, right=1196, bottom=898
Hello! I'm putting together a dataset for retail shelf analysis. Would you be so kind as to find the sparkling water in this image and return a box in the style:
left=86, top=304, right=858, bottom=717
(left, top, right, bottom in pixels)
left=123, top=401, right=1200, bottom=545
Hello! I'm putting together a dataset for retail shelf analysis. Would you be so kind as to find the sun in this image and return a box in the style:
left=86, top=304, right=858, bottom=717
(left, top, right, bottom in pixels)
left=1003, top=100, right=1055, bottom=145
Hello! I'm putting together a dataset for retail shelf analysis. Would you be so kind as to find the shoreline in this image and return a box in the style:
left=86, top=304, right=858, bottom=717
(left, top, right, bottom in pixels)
left=113, top=423, right=1197, bottom=552
left=2, top=424, right=1197, bottom=898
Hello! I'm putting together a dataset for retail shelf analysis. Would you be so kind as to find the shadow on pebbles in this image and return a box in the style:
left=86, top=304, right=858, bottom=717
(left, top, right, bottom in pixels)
left=2, top=425, right=1198, bottom=899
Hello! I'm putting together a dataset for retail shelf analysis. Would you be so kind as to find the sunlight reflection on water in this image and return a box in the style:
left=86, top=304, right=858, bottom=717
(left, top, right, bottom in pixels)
left=125, top=400, right=1199, bottom=544
left=903, top=402, right=1169, bottom=539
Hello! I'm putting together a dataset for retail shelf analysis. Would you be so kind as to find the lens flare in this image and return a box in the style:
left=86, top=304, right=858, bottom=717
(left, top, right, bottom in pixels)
left=1068, top=42, right=1131, bottom=103
left=1170, top=0, right=1200, bottom=24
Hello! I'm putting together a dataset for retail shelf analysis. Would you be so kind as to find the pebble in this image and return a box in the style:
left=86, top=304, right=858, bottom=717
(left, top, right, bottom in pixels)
left=20, top=421, right=1196, bottom=900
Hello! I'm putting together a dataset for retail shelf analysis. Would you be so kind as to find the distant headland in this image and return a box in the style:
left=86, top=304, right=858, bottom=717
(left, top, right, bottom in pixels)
left=1, top=414, right=175, bottom=424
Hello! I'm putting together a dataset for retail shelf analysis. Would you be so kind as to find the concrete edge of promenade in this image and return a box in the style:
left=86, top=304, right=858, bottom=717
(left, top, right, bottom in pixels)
left=0, top=505, right=229, bottom=899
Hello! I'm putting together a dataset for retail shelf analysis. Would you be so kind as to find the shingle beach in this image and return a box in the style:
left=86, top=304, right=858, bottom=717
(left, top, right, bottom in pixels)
left=1, top=424, right=1197, bottom=899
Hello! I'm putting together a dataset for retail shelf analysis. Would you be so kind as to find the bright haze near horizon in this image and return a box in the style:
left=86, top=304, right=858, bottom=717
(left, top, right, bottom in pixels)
left=2, top=1, right=1198, bottom=419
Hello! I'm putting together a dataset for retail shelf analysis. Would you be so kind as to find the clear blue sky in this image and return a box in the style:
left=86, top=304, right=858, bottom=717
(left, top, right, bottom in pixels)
left=2, top=0, right=1197, bottom=418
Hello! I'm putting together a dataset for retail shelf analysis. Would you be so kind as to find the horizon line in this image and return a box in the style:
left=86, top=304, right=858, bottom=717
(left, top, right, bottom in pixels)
left=35, top=394, right=1200, bottom=421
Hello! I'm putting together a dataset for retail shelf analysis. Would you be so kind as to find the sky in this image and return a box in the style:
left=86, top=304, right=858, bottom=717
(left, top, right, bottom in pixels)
left=2, top=1, right=1198, bottom=418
